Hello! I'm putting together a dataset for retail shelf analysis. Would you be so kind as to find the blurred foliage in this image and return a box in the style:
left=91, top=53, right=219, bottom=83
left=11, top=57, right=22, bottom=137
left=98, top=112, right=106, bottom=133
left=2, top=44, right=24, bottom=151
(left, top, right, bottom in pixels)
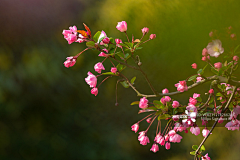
left=0, top=0, right=240, bottom=159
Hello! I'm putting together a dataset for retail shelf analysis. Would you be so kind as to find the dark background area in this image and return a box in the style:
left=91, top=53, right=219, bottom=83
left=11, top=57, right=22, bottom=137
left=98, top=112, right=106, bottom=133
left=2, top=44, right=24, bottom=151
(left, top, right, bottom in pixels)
left=0, top=0, right=240, bottom=159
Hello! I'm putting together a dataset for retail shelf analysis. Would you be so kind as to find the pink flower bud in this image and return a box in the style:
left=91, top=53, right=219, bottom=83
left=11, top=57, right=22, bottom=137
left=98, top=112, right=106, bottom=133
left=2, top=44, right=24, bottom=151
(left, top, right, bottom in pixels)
left=116, top=21, right=127, bottom=32
left=85, top=72, right=97, bottom=88
left=139, top=97, right=148, bottom=108
left=168, top=130, right=176, bottom=136
left=202, top=128, right=210, bottom=137
left=193, top=93, right=200, bottom=99
left=230, top=33, right=236, bottom=40
left=172, top=101, right=180, bottom=108
left=209, top=89, right=214, bottom=94
left=233, top=55, right=239, bottom=61
left=202, top=153, right=211, bottom=160
left=175, top=81, right=188, bottom=92
left=141, top=27, right=149, bottom=35
left=150, top=34, right=156, bottom=40
left=172, top=115, right=179, bottom=121
left=218, top=117, right=224, bottom=123
left=131, top=123, right=139, bottom=133
left=202, top=56, right=207, bottom=61
left=63, top=56, right=76, bottom=68
left=164, top=96, right=171, bottom=102
left=150, top=143, right=159, bottom=153
left=191, top=63, right=197, bottom=69
left=146, top=117, right=152, bottom=123
left=165, top=142, right=171, bottom=150
left=98, top=49, right=108, bottom=57
left=196, top=77, right=203, bottom=82
left=102, top=37, right=110, bottom=44
left=91, top=88, right=98, bottom=96
left=202, top=120, right=208, bottom=125
left=202, top=48, right=208, bottom=56
left=160, top=97, right=166, bottom=105
left=115, top=39, right=122, bottom=44
left=209, top=31, right=213, bottom=37
left=189, top=97, right=197, bottom=105
left=94, top=62, right=105, bottom=74
left=162, top=88, right=169, bottom=94
left=190, top=126, right=200, bottom=136
left=164, top=135, right=169, bottom=141
left=111, top=67, right=117, bottom=74
left=214, top=62, right=222, bottom=69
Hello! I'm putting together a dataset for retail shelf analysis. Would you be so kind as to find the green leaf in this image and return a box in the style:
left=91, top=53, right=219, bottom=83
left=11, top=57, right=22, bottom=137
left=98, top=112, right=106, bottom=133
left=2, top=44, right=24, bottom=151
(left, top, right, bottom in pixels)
left=153, top=100, right=165, bottom=109
left=188, top=75, right=198, bottom=81
left=158, top=114, right=171, bottom=120
left=234, top=44, right=240, bottom=53
left=125, top=42, right=133, bottom=48
left=190, top=151, right=196, bottom=155
left=131, top=101, right=139, bottom=105
left=116, top=64, right=126, bottom=72
left=200, top=145, right=205, bottom=152
left=98, top=36, right=106, bottom=43
left=120, top=81, right=129, bottom=88
left=209, top=96, right=214, bottom=104
left=135, top=47, right=143, bottom=50
left=101, top=72, right=115, bottom=75
left=229, top=102, right=234, bottom=111
left=197, top=69, right=204, bottom=75
left=116, top=52, right=125, bottom=58
left=203, top=64, right=208, bottom=71
left=93, top=31, right=101, bottom=42
left=109, top=38, right=115, bottom=44
left=118, top=43, right=129, bottom=48
left=192, top=145, right=198, bottom=150
left=130, top=77, right=136, bottom=84
left=196, top=97, right=202, bottom=102
left=216, top=92, right=223, bottom=97
left=124, top=53, right=131, bottom=59
left=86, top=41, right=95, bottom=48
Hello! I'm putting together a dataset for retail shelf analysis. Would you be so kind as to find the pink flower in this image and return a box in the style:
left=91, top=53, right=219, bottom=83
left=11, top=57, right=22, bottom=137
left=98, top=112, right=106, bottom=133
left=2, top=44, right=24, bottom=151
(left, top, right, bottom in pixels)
left=169, top=134, right=182, bottom=143
left=233, top=55, right=239, bottom=61
left=168, top=130, right=176, bottom=136
left=131, top=123, right=139, bottom=133
left=202, top=128, right=210, bottom=137
left=233, top=105, right=240, bottom=115
left=139, top=97, right=148, bottom=108
left=164, top=135, right=169, bottom=141
left=193, top=93, right=200, bottom=99
left=202, top=56, right=207, bottom=61
left=175, top=81, right=188, bottom=92
left=85, top=72, right=97, bottom=88
left=146, top=117, right=152, bottom=123
left=150, top=34, right=156, bottom=40
left=172, top=101, right=180, bottom=108
left=214, top=62, right=222, bottom=69
left=209, top=31, right=213, bottom=37
left=63, top=57, right=76, bottom=68
left=154, top=134, right=162, bottom=144
left=138, top=134, right=150, bottom=145
left=189, top=97, right=197, bottom=105
left=207, top=39, right=224, bottom=58
left=202, top=153, right=211, bottom=160
left=165, top=142, right=171, bottom=150
left=225, top=120, right=240, bottom=131
left=150, top=143, right=159, bottom=153
left=116, top=21, right=127, bottom=32
left=98, top=30, right=107, bottom=43
left=172, top=115, right=179, bottom=121
left=62, top=26, right=79, bottom=44
left=196, top=77, right=203, bottom=82
left=202, top=120, right=208, bottom=126
left=69, top=26, right=77, bottom=33
left=111, top=67, right=117, bottom=74
left=209, top=89, right=214, bottom=94
left=174, top=123, right=186, bottom=132
left=164, top=96, right=171, bottom=102
left=115, top=39, right=123, bottom=48
left=94, top=62, right=105, bottom=74
left=91, top=88, right=98, bottom=96
left=160, top=97, right=166, bottom=105
left=191, top=63, right=197, bottom=69
left=230, top=33, right=236, bottom=40
left=102, top=37, right=110, bottom=44
left=141, top=27, right=149, bottom=35
left=190, top=127, right=200, bottom=136
left=162, top=88, right=169, bottom=94
left=202, top=48, right=208, bottom=56
left=66, top=34, right=77, bottom=44
left=218, top=117, right=224, bottom=123
left=98, top=49, right=108, bottom=57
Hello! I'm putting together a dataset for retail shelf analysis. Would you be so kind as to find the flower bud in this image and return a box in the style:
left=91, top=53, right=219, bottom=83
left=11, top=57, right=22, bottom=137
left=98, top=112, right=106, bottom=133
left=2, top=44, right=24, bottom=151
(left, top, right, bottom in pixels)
left=214, top=62, right=222, bottom=69
left=111, top=67, right=117, bottom=74
left=209, top=89, right=214, bottom=94
left=102, top=37, right=110, bottom=44
left=146, top=117, right=152, bottom=123
left=141, top=27, right=149, bottom=35
left=162, top=88, right=169, bottom=94
left=202, top=48, right=208, bottom=56
left=191, top=63, right=197, bottom=69
left=116, top=21, right=127, bottom=32
left=63, top=56, right=76, bottom=68
left=172, top=101, right=180, bottom=108
left=230, top=33, right=236, bottom=40
left=233, top=55, right=239, bottom=61
left=150, top=34, right=156, bottom=40
left=91, top=88, right=98, bottom=96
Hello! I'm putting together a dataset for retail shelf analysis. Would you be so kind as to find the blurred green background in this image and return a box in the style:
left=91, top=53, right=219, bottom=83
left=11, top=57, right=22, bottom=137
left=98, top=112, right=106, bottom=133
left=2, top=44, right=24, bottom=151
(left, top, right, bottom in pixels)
left=1, top=0, right=240, bottom=159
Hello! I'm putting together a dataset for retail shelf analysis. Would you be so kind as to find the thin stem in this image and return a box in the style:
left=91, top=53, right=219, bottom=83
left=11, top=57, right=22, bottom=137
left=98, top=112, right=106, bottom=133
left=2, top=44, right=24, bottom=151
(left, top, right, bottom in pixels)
left=97, top=76, right=113, bottom=88
left=74, top=48, right=90, bottom=58
left=112, top=57, right=139, bottom=70
left=125, top=31, right=130, bottom=43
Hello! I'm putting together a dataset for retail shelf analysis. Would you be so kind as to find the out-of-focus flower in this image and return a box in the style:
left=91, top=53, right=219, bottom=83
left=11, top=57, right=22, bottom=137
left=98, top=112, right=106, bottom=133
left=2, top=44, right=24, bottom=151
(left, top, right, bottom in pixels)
left=150, top=34, right=156, bottom=40
left=165, top=142, right=171, bottom=150
left=98, top=49, right=108, bottom=57
left=202, top=153, right=211, bottom=160
left=196, top=77, right=203, bottom=82
left=63, top=56, right=76, bottom=68
left=209, top=31, right=213, bottom=37
left=230, top=33, right=236, bottom=40
left=202, top=48, right=208, bottom=56
left=139, top=97, right=148, bottom=108
left=162, top=88, right=169, bottom=94
left=94, top=62, right=105, bottom=74
left=193, top=93, right=200, bottom=99
left=189, top=97, right=197, bottom=105
left=206, top=39, right=224, bottom=57
left=141, top=27, right=149, bottom=35
left=115, top=39, right=123, bottom=48
left=116, top=21, right=127, bottom=32
left=160, top=97, right=166, bottom=105
left=175, top=81, right=188, bottom=92
left=111, top=67, right=117, bottom=74
left=164, top=96, right=171, bottom=102
left=172, top=115, right=179, bottom=121
left=209, top=89, right=214, bottom=94
left=214, top=62, right=222, bottom=69
left=85, top=72, right=97, bottom=88
left=191, top=63, right=197, bottom=69
left=225, top=120, right=240, bottom=131
left=172, top=101, right=180, bottom=108
left=131, top=123, right=139, bottom=133
left=150, top=143, right=159, bottom=153
left=91, top=88, right=98, bottom=96
left=233, top=55, right=239, bottom=61
left=146, top=117, right=152, bottom=123
left=190, top=126, right=200, bottom=136
left=202, top=128, right=210, bottom=137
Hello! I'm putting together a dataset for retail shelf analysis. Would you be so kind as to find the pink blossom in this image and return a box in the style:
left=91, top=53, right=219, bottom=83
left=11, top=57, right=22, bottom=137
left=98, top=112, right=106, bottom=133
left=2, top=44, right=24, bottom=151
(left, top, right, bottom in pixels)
left=202, top=128, right=210, bottom=137
left=190, top=127, right=200, bottom=136
left=162, top=88, right=169, bottom=94
left=150, top=34, right=156, bottom=40
left=85, top=72, right=97, bottom=88
left=202, top=153, right=211, bottom=160
left=150, top=143, right=159, bottom=153
left=186, top=104, right=197, bottom=113
left=209, top=31, right=213, bottom=37
left=172, top=101, right=180, bottom=108
left=202, top=56, right=207, bottom=61
left=174, top=123, right=186, bottom=132
left=159, top=137, right=165, bottom=146
left=169, top=134, right=182, bottom=143
left=218, top=117, right=224, bottom=123
left=233, top=105, right=240, bottom=115
left=115, top=39, right=123, bottom=48
left=131, top=123, right=139, bottom=133
left=66, top=34, right=77, bottom=44
left=160, top=97, right=166, bottom=105
left=69, top=26, right=77, bottom=33
left=165, top=142, right=171, bottom=150
left=138, top=131, right=146, bottom=140
left=168, top=130, right=176, bottom=136
left=172, top=115, right=179, bottom=121
left=193, top=93, right=200, bottom=99
left=116, top=21, right=127, bottom=32
left=141, top=27, right=149, bottom=35
left=111, top=67, right=117, bottom=74
left=230, top=33, right=236, bottom=40
left=225, top=120, right=240, bottom=131
left=98, top=49, right=108, bottom=57
left=146, top=117, right=152, bottom=123
left=138, top=134, right=150, bottom=145
left=209, top=89, right=214, bottom=94
left=202, top=120, right=208, bottom=126
left=164, top=135, right=169, bottom=141
left=185, top=129, right=188, bottom=133
left=202, top=48, right=208, bottom=56
left=164, top=96, right=171, bottom=102
left=139, top=97, right=148, bottom=108
left=98, top=30, right=107, bottom=43
left=102, top=37, right=110, bottom=44
left=214, top=62, right=222, bottom=69
left=207, top=39, right=224, bottom=58
left=233, top=55, right=239, bottom=61
left=63, top=57, right=76, bottom=68
left=189, top=97, right=197, bottom=105
left=91, top=88, right=98, bottom=96
left=191, top=63, right=197, bottom=69
left=154, top=134, right=162, bottom=144
left=94, top=62, right=105, bottom=74
left=175, top=81, right=188, bottom=92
